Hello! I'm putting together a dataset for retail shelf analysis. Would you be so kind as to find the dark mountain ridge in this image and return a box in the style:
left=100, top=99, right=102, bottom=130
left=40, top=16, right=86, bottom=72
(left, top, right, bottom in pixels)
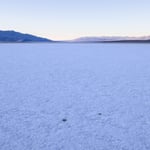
left=0, top=30, right=52, bottom=42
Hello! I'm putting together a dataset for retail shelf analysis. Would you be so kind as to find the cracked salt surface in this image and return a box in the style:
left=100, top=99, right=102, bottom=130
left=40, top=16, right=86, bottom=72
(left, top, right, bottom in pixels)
left=0, top=43, right=150, bottom=149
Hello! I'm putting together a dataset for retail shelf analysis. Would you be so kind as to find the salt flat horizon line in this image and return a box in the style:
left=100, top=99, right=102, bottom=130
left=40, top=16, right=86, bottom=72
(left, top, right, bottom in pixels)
left=1, top=30, right=150, bottom=42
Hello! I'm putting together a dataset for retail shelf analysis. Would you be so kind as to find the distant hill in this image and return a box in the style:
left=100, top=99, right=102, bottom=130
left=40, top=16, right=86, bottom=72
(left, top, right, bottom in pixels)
left=0, top=30, right=52, bottom=42
left=72, top=36, right=150, bottom=43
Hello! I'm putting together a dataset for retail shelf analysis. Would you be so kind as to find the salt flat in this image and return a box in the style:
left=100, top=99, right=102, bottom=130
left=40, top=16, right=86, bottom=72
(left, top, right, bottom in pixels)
left=0, top=43, right=150, bottom=150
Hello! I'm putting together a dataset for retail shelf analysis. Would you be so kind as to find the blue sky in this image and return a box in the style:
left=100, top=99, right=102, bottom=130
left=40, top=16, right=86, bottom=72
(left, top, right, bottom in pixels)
left=0, top=0, right=150, bottom=40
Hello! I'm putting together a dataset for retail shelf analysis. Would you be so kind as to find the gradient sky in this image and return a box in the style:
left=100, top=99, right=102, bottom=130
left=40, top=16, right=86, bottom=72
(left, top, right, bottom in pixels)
left=0, top=0, right=150, bottom=40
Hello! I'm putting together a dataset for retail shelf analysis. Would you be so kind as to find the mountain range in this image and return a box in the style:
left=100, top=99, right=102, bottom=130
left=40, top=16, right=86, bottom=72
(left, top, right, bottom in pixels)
left=0, top=30, right=150, bottom=43
left=0, top=30, right=52, bottom=42
left=73, top=36, right=150, bottom=43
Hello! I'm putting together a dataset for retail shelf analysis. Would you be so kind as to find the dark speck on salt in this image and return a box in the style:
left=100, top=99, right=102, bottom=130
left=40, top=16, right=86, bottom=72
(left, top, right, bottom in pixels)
left=62, top=118, right=67, bottom=122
